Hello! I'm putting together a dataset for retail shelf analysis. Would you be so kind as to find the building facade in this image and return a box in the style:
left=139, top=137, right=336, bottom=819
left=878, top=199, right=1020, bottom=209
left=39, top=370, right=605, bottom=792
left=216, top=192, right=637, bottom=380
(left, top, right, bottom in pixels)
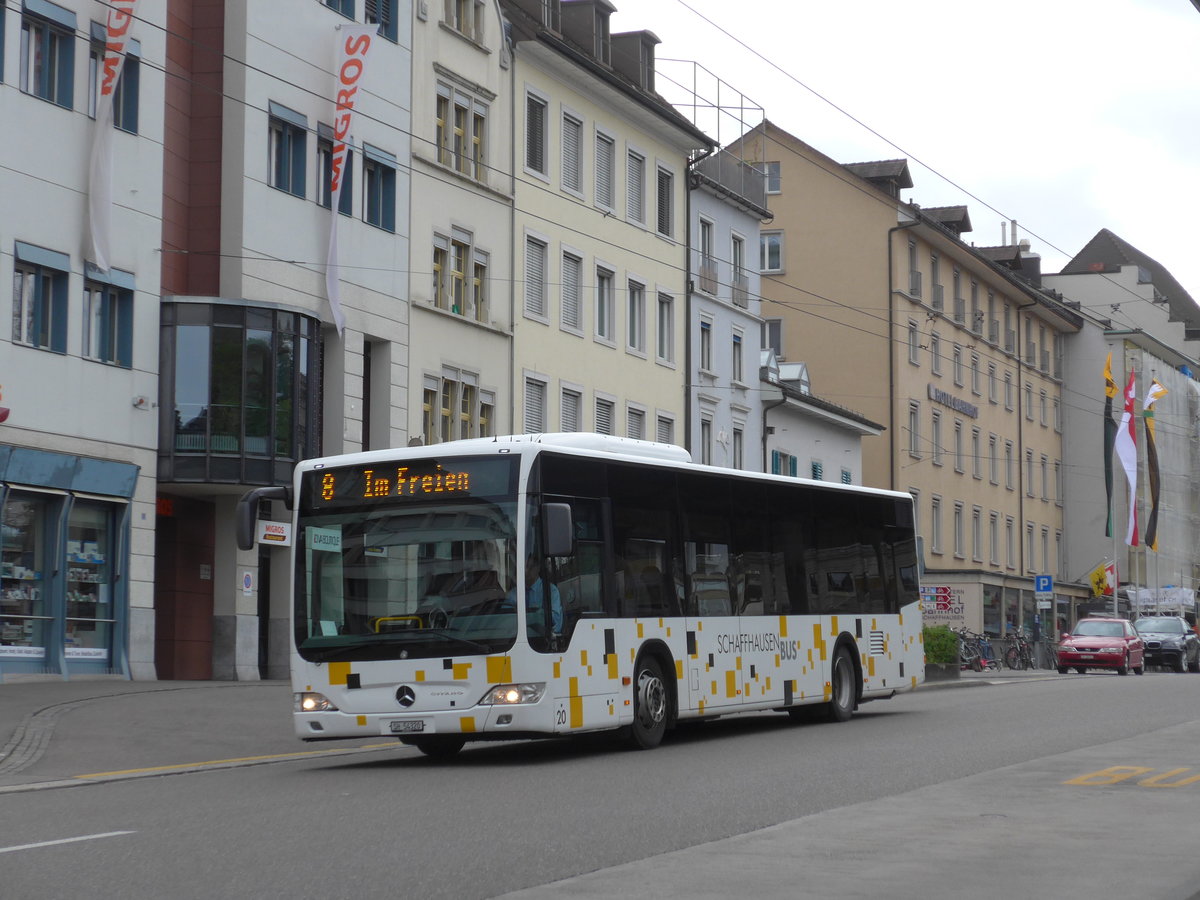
left=1, top=0, right=165, bottom=680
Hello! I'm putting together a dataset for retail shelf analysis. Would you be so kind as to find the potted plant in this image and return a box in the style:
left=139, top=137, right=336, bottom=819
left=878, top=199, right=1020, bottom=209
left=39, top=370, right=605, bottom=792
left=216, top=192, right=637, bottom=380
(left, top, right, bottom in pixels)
left=923, top=625, right=960, bottom=681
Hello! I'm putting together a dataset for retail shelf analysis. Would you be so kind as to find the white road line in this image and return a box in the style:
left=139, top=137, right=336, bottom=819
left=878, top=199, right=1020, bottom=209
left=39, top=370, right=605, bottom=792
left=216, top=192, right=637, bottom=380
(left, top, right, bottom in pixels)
left=0, top=831, right=136, bottom=854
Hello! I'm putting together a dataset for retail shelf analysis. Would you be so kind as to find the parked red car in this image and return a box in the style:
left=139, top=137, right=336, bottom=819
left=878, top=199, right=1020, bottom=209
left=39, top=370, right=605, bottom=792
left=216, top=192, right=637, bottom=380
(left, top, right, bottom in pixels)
left=1057, top=617, right=1144, bottom=675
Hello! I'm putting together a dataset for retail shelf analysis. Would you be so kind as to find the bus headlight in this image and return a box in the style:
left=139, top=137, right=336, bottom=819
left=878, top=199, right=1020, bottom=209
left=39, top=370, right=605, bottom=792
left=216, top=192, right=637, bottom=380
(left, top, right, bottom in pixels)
left=295, top=692, right=339, bottom=712
left=479, top=683, right=546, bottom=705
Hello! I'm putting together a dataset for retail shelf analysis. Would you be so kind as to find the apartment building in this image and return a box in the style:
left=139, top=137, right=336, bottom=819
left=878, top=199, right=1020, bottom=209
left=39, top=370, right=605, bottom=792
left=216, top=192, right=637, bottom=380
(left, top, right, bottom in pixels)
left=738, top=120, right=1085, bottom=637
left=153, top=0, right=412, bottom=679
left=1, top=0, right=165, bottom=680
left=502, top=0, right=711, bottom=444
left=1046, top=230, right=1200, bottom=616
left=408, top=0, right=514, bottom=444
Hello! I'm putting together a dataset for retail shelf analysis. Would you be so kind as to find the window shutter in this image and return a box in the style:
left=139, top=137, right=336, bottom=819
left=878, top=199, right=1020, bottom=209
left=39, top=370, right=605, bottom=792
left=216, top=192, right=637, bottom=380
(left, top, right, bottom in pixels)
left=656, top=168, right=672, bottom=236
left=789, top=456, right=798, bottom=478
left=526, top=95, right=545, bottom=172
left=562, top=116, right=581, bottom=193
left=524, top=238, right=545, bottom=316
left=524, top=380, right=545, bottom=432
left=770, top=450, right=780, bottom=475
left=656, top=417, right=671, bottom=444
left=595, top=400, right=613, bottom=435
left=626, top=152, right=644, bottom=221
left=561, top=391, right=579, bottom=432
left=595, top=134, right=614, bottom=208
left=627, top=410, right=644, bottom=440
left=561, top=254, right=581, bottom=329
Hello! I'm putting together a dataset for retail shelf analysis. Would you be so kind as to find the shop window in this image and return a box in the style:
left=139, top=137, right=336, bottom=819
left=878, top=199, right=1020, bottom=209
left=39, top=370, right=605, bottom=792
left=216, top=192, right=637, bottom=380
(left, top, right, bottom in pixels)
left=65, top=501, right=117, bottom=662
left=1, top=494, right=52, bottom=660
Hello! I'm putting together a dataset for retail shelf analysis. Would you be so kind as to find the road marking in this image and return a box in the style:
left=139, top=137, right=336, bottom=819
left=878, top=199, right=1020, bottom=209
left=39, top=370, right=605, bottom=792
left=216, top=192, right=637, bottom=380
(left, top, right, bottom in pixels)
left=0, top=831, right=135, bottom=854
left=1064, top=766, right=1200, bottom=787
left=73, top=742, right=404, bottom=779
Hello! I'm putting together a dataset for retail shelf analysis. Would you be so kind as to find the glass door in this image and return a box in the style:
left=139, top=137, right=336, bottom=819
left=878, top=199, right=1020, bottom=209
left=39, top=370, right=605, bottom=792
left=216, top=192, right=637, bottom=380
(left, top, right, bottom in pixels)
left=65, top=500, right=116, bottom=664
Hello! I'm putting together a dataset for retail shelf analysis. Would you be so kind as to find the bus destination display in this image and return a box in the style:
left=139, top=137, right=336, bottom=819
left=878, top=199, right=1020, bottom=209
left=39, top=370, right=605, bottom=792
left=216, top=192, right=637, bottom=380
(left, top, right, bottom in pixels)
left=302, top=456, right=514, bottom=510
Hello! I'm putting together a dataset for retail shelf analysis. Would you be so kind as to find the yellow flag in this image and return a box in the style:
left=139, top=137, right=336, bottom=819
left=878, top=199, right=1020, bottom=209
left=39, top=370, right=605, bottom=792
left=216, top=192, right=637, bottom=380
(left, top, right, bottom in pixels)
left=1104, top=352, right=1119, bottom=399
left=1088, top=561, right=1111, bottom=597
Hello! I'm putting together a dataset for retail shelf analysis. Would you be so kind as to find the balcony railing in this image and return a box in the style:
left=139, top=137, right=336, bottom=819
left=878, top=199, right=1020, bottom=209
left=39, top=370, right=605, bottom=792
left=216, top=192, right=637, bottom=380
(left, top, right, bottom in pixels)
left=698, top=259, right=718, bottom=295
left=953, top=296, right=965, bottom=324
left=931, top=283, right=944, bottom=312
left=909, top=270, right=922, bottom=298
left=732, top=274, right=750, bottom=308
left=1005, top=330, right=1016, bottom=353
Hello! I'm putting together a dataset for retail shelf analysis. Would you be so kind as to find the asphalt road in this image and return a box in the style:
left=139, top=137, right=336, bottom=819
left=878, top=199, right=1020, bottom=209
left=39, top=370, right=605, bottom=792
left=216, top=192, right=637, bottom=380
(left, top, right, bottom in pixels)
left=3, top=672, right=1200, bottom=899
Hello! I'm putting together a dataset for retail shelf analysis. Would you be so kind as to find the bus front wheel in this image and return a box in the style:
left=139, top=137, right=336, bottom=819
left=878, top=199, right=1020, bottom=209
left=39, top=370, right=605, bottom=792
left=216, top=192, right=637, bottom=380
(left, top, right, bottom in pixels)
left=405, top=736, right=466, bottom=760
left=826, top=646, right=857, bottom=723
left=629, top=655, right=669, bottom=750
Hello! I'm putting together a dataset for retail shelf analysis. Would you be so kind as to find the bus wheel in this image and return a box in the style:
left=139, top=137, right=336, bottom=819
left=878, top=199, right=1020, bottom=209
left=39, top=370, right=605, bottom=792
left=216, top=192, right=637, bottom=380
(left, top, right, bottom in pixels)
left=629, top=655, right=669, bottom=750
left=407, top=737, right=466, bottom=760
left=826, top=646, right=856, bottom=723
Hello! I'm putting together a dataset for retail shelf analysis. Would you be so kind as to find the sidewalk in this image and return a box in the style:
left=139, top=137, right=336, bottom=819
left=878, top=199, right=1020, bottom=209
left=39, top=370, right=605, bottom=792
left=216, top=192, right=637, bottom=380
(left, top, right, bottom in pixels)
left=922, top=665, right=1062, bottom=689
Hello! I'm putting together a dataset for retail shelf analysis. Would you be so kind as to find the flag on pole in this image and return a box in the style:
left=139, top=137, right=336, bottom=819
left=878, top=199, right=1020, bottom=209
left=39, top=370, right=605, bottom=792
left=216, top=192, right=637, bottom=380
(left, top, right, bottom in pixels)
left=1142, top=379, right=1168, bottom=550
left=325, top=25, right=378, bottom=336
left=1114, top=369, right=1139, bottom=546
left=1088, top=560, right=1114, bottom=597
left=1102, top=353, right=1119, bottom=538
left=87, top=0, right=140, bottom=271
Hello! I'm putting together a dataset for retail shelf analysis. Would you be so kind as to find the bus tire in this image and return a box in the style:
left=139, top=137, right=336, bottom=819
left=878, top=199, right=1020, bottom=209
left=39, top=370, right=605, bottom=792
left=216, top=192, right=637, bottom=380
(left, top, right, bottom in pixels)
left=826, top=646, right=857, bottom=723
left=406, top=737, right=466, bottom=759
left=629, top=654, right=670, bottom=750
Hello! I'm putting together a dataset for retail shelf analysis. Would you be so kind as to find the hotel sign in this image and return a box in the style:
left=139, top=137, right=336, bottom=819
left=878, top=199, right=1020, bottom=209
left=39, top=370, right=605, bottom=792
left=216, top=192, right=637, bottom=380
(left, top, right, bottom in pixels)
left=927, top=384, right=979, bottom=419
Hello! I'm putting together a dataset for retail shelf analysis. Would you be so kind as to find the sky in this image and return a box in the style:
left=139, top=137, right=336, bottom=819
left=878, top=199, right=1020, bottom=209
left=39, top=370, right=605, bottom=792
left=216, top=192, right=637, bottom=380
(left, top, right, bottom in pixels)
left=618, top=0, right=1200, bottom=299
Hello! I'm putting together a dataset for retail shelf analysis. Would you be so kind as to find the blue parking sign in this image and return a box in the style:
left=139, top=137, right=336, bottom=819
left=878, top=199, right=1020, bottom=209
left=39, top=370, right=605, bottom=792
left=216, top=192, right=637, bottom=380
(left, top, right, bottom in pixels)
left=1034, top=574, right=1053, bottom=595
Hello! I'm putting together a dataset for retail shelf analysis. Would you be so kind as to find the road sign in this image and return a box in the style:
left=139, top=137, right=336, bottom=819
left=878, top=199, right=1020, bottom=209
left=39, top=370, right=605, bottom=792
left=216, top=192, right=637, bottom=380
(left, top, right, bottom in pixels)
left=1034, top=574, right=1053, bottom=600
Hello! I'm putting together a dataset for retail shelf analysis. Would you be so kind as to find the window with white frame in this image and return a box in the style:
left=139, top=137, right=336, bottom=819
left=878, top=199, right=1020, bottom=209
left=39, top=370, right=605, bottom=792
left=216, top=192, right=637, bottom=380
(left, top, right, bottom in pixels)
left=1024, top=381, right=1033, bottom=420
left=656, top=293, right=674, bottom=362
left=731, top=234, right=748, bottom=303
left=971, top=427, right=981, bottom=479
left=1040, top=390, right=1048, bottom=426
left=732, top=427, right=744, bottom=469
left=990, top=512, right=1000, bottom=564
left=698, top=218, right=716, bottom=293
left=930, top=496, right=943, bottom=553
left=561, top=388, right=581, bottom=432
left=525, top=91, right=547, bottom=175
left=988, top=363, right=997, bottom=403
left=989, top=434, right=998, bottom=484
left=12, top=243, right=70, bottom=353
left=595, top=397, right=615, bottom=435
left=655, top=166, right=674, bottom=237
left=595, top=267, right=614, bottom=342
left=83, top=274, right=134, bottom=368
left=436, top=82, right=488, bottom=181
left=1025, top=449, right=1034, bottom=496
left=433, top=230, right=488, bottom=320
left=908, top=320, right=920, bottom=365
left=1054, top=460, right=1062, bottom=503
left=21, top=3, right=75, bottom=108
left=699, top=417, right=713, bottom=465
left=952, top=344, right=963, bottom=386
left=1005, top=440, right=1014, bottom=489
left=1004, top=372, right=1013, bottom=409
left=1026, top=523, right=1036, bottom=572
left=931, top=411, right=943, bottom=465
left=764, top=318, right=783, bottom=357
left=627, top=279, right=645, bottom=353
left=561, top=111, right=582, bottom=195
left=953, top=420, right=964, bottom=473
left=627, top=407, right=645, bottom=440
left=699, top=319, right=713, bottom=372
left=1006, top=517, right=1015, bottom=569
left=626, top=148, right=645, bottom=223
left=560, top=251, right=582, bottom=331
left=268, top=102, right=307, bottom=198
left=760, top=231, right=783, bottom=273
left=1042, top=528, right=1050, bottom=576
left=595, top=131, right=615, bottom=210
left=908, top=402, right=920, bottom=457
left=930, top=332, right=941, bottom=374
left=445, top=0, right=484, bottom=42
left=971, top=353, right=980, bottom=395
left=972, top=507, right=982, bottom=561
left=523, top=377, right=547, bottom=432
left=953, top=502, right=964, bottom=558
left=88, top=26, right=140, bottom=132
left=731, top=330, right=744, bottom=383
left=424, top=369, right=491, bottom=444
left=1054, top=396, right=1062, bottom=432
left=524, top=236, right=548, bottom=318
left=1041, top=454, right=1049, bottom=500
left=764, top=161, right=781, bottom=194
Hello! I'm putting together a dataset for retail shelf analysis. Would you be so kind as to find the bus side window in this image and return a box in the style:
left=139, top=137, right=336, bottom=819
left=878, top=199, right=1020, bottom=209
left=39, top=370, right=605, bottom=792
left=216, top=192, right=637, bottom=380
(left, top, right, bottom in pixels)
left=609, top=463, right=681, bottom=618
left=732, top=482, right=776, bottom=616
left=771, top=483, right=812, bottom=614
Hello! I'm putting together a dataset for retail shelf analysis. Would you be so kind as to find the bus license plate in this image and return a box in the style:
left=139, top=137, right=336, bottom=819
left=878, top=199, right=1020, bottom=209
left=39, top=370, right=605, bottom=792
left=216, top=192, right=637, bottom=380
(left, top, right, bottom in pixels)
left=388, top=720, right=426, bottom=734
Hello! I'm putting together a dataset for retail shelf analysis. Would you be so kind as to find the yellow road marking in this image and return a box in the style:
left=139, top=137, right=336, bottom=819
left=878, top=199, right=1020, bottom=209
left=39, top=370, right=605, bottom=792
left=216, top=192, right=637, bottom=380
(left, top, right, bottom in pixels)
left=74, top=742, right=402, bottom=779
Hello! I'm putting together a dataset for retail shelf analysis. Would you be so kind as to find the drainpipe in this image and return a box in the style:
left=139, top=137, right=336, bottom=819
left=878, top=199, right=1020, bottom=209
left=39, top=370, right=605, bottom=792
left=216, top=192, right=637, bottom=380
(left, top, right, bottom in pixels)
left=887, top=217, right=920, bottom=491
left=762, top=390, right=788, bottom=472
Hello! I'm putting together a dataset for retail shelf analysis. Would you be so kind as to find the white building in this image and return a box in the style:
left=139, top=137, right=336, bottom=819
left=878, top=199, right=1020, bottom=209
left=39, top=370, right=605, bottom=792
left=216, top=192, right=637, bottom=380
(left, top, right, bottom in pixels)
left=1, top=0, right=165, bottom=680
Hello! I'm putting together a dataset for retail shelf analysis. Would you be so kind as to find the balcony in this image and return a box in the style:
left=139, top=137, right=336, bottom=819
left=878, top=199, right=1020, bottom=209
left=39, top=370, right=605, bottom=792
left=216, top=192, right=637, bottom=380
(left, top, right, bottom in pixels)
left=931, top=283, right=944, bottom=312
left=953, top=296, right=965, bottom=324
left=698, top=258, right=718, bottom=295
left=988, top=321, right=999, bottom=344
left=692, top=152, right=769, bottom=215
left=908, top=269, right=922, bottom=298
left=1005, top=330, right=1016, bottom=353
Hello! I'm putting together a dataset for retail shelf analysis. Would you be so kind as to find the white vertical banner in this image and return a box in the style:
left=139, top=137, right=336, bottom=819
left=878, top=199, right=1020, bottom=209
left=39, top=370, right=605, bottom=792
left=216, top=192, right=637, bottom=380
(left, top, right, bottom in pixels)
left=88, top=0, right=140, bottom=272
left=325, top=25, right=378, bottom=336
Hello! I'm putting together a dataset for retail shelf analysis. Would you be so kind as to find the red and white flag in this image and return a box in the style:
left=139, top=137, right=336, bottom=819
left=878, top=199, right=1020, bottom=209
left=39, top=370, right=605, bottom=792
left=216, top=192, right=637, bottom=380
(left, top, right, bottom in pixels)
left=88, top=0, right=140, bottom=271
left=325, top=25, right=378, bottom=335
left=1113, top=369, right=1139, bottom=545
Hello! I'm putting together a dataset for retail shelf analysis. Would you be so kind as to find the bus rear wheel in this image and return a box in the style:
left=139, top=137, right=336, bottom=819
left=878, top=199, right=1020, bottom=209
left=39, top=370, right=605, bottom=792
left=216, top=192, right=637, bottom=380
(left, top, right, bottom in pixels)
left=826, top=646, right=856, bottom=722
left=629, top=655, right=669, bottom=750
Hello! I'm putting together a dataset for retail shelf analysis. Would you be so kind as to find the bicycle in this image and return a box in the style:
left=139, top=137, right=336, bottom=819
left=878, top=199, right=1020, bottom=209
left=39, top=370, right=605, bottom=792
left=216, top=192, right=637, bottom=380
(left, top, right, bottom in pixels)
left=1004, top=631, right=1035, bottom=670
left=955, top=628, right=983, bottom=672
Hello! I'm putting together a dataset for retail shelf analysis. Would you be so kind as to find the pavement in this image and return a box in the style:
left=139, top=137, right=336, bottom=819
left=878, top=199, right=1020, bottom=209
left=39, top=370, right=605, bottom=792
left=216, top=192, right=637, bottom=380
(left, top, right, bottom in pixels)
left=0, top=666, right=1054, bottom=794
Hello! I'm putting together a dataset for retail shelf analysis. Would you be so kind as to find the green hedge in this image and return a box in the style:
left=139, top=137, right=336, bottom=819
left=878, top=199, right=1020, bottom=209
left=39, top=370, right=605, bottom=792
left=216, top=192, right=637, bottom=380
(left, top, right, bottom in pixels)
left=923, top=625, right=958, bottom=665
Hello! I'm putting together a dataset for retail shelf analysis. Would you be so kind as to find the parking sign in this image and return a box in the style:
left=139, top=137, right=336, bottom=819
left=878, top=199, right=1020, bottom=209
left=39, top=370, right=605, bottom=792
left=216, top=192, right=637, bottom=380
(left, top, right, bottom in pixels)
left=1034, top=574, right=1053, bottom=599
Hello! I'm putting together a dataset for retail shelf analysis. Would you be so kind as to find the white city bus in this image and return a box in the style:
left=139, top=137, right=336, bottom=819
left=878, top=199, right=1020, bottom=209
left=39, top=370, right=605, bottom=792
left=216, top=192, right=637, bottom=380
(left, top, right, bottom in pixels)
left=237, top=433, right=925, bottom=757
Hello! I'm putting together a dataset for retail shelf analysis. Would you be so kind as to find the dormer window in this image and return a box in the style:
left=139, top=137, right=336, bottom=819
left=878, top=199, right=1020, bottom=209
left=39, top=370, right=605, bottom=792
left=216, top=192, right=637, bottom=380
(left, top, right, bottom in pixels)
left=595, top=8, right=610, bottom=64
left=542, top=0, right=561, bottom=30
left=446, top=0, right=483, bottom=42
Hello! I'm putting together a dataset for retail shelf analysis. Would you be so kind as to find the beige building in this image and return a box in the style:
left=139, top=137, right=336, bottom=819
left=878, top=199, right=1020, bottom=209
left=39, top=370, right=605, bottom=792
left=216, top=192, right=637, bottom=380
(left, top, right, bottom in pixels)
left=502, top=0, right=711, bottom=442
left=407, top=0, right=515, bottom=444
left=739, top=121, right=1086, bottom=637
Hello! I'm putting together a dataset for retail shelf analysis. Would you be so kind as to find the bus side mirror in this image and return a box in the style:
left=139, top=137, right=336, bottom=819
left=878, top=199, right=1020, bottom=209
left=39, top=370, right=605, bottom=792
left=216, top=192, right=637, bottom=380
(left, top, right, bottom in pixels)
left=236, top=485, right=292, bottom=551
left=541, top=502, right=574, bottom=557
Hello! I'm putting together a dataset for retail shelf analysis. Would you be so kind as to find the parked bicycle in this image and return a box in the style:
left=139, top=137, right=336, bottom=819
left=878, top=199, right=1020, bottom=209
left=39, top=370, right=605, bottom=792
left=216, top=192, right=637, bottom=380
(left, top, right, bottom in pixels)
left=954, top=628, right=1001, bottom=672
left=1004, top=630, right=1036, bottom=670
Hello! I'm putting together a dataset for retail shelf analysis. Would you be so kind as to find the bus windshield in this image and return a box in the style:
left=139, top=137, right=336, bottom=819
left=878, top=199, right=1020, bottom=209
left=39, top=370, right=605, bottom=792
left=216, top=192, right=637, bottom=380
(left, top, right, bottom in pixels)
left=295, top=456, right=518, bottom=661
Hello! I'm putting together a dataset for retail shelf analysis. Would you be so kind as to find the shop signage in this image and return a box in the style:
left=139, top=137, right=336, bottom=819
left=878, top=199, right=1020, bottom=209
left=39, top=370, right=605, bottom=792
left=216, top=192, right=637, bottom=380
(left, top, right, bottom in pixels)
left=257, top=520, right=292, bottom=547
left=927, top=384, right=979, bottom=419
left=921, top=584, right=966, bottom=626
